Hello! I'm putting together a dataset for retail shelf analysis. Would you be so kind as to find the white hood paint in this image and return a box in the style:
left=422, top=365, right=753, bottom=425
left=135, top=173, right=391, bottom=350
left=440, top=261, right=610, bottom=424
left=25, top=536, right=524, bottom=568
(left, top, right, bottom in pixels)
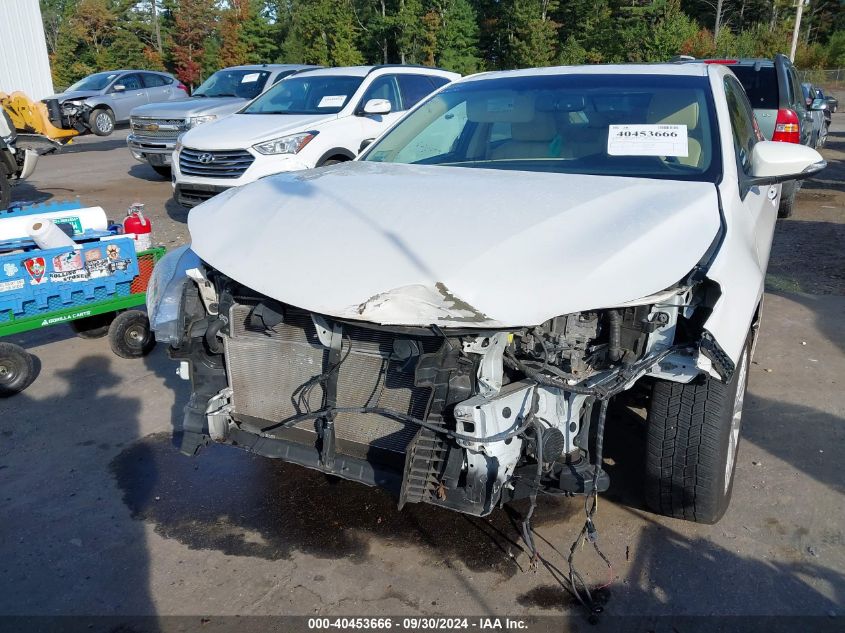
left=180, top=113, right=336, bottom=150
left=188, top=162, right=721, bottom=327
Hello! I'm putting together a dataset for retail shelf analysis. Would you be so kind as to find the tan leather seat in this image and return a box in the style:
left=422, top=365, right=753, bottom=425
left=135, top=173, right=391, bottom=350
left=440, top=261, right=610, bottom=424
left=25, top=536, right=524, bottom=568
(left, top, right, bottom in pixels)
left=489, top=113, right=558, bottom=160
left=646, top=91, right=703, bottom=167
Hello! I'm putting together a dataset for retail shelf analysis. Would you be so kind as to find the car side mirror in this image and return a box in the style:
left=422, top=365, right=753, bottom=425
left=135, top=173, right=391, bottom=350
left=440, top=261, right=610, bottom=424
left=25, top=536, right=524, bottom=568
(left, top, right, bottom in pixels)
left=748, top=140, right=826, bottom=185
left=362, top=98, right=391, bottom=116
left=811, top=98, right=829, bottom=111
left=112, top=84, right=126, bottom=92
left=359, top=138, right=375, bottom=154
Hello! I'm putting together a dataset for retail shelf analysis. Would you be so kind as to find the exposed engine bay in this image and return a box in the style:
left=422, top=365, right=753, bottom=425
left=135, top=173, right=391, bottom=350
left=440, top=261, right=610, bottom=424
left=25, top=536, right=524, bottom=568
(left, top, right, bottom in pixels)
left=164, top=262, right=721, bottom=517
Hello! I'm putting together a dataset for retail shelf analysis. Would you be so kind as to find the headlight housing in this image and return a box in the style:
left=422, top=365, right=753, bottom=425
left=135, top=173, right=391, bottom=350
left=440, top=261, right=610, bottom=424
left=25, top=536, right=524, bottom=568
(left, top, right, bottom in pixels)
left=61, top=100, right=85, bottom=115
left=146, top=245, right=201, bottom=345
left=188, top=115, right=217, bottom=128
left=253, top=131, right=317, bottom=155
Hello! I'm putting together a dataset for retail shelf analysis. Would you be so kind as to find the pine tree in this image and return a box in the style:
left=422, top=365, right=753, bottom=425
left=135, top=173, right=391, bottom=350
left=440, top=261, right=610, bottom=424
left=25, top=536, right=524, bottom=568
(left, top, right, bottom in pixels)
left=437, top=0, right=482, bottom=74
left=285, top=0, right=363, bottom=66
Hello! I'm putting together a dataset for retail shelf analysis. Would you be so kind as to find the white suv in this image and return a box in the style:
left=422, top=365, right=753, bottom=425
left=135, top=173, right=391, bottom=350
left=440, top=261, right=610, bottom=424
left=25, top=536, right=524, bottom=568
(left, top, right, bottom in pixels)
left=172, top=65, right=459, bottom=207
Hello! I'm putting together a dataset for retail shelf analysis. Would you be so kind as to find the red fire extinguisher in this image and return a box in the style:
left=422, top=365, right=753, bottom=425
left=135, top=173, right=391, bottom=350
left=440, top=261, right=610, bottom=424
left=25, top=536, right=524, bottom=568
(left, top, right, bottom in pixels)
left=123, top=203, right=152, bottom=251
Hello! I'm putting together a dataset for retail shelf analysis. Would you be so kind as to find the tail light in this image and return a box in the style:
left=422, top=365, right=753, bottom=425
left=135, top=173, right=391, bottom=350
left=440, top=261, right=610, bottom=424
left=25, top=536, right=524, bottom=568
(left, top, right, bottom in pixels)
left=772, top=108, right=800, bottom=143
left=704, top=59, right=738, bottom=64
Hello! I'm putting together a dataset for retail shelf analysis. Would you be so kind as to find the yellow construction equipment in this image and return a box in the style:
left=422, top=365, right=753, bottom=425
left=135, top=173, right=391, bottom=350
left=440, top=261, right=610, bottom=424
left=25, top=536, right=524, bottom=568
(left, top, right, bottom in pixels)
left=0, top=91, right=79, bottom=143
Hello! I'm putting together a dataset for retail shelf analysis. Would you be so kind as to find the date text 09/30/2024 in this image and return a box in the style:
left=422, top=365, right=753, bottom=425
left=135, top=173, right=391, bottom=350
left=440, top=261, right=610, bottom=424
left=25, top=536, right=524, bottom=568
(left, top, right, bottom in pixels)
left=308, top=617, right=529, bottom=630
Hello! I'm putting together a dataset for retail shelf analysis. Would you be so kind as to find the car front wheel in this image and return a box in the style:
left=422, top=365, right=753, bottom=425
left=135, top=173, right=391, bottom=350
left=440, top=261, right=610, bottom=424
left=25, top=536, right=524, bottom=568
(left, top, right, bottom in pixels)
left=89, top=108, right=115, bottom=136
left=644, top=335, right=751, bottom=524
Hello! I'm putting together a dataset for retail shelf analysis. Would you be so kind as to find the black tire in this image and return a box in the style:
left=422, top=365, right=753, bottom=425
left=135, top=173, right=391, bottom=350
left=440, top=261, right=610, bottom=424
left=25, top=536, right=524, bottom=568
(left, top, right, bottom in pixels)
left=89, top=108, right=115, bottom=136
left=778, top=181, right=796, bottom=218
left=108, top=310, right=155, bottom=359
left=70, top=312, right=116, bottom=339
left=644, top=337, right=751, bottom=524
left=320, top=158, right=346, bottom=166
left=0, top=169, right=10, bottom=211
left=0, top=342, right=37, bottom=397
left=151, top=164, right=171, bottom=178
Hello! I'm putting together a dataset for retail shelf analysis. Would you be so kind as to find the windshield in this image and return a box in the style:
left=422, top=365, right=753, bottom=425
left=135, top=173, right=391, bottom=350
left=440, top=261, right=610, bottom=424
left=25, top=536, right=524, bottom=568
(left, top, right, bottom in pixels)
left=242, top=75, right=364, bottom=115
left=194, top=69, right=271, bottom=99
left=67, top=72, right=120, bottom=92
left=362, top=74, right=721, bottom=182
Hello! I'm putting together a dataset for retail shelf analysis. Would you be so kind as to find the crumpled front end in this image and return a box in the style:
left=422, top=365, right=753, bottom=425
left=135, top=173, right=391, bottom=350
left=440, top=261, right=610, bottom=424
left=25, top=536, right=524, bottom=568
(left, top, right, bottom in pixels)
left=156, top=257, right=726, bottom=517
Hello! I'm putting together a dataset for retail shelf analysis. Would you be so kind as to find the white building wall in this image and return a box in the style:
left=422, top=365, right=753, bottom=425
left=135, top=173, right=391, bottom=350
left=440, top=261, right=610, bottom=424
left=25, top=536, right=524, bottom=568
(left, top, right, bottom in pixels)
left=0, top=0, right=55, bottom=99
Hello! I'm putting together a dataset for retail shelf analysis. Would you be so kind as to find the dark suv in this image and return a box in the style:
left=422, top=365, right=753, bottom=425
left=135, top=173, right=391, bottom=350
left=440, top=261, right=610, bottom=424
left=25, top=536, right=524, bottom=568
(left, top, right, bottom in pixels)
left=704, top=54, right=812, bottom=217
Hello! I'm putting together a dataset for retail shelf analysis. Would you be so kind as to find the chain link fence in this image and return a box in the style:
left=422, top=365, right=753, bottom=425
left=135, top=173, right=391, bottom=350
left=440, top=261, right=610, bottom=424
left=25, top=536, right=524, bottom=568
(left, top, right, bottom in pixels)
left=798, top=69, right=845, bottom=89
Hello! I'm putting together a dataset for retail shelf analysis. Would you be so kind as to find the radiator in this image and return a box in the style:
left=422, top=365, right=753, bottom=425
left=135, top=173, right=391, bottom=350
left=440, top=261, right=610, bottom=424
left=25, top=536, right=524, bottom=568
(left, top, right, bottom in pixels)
left=224, top=302, right=436, bottom=456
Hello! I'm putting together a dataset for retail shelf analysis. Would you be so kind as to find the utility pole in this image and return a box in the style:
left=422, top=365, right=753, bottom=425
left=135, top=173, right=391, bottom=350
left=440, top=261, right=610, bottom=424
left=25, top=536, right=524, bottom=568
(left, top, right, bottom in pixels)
left=152, top=0, right=163, bottom=58
left=789, top=0, right=806, bottom=62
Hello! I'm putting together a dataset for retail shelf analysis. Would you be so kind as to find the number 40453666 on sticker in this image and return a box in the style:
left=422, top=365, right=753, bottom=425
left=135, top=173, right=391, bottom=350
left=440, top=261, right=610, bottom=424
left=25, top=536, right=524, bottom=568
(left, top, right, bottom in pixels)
left=607, top=124, right=689, bottom=157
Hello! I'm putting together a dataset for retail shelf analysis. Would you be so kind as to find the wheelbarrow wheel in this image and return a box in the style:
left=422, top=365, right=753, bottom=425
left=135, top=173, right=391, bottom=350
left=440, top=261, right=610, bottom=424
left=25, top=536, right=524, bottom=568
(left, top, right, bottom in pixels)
left=0, top=342, right=37, bottom=397
left=108, top=310, right=155, bottom=359
left=70, top=312, right=116, bottom=339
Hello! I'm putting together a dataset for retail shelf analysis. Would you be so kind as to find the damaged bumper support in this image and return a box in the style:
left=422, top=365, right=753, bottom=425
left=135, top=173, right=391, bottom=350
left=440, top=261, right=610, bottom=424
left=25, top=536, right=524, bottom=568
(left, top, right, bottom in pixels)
left=169, top=289, right=693, bottom=517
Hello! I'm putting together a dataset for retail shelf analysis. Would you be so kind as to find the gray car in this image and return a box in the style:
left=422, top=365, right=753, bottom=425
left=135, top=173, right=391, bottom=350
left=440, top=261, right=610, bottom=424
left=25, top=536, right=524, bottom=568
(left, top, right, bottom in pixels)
left=705, top=55, right=813, bottom=218
left=45, top=70, right=188, bottom=137
left=801, top=82, right=829, bottom=148
left=127, top=64, right=317, bottom=177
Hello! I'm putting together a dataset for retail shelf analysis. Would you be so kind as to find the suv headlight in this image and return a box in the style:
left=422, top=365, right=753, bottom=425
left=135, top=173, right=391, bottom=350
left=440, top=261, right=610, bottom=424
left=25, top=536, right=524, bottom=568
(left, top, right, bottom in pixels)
left=188, top=115, right=217, bottom=128
left=253, top=131, right=317, bottom=155
left=147, top=245, right=201, bottom=345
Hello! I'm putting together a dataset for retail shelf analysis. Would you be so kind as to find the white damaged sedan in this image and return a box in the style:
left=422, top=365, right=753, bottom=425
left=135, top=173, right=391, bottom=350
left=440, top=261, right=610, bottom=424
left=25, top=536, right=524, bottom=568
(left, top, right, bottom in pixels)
left=149, top=63, right=824, bottom=525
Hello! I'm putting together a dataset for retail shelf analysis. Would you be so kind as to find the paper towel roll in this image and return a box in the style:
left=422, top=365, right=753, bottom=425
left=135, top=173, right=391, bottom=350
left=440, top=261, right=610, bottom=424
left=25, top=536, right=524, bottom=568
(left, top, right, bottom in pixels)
left=27, top=219, right=78, bottom=250
left=0, top=206, right=108, bottom=242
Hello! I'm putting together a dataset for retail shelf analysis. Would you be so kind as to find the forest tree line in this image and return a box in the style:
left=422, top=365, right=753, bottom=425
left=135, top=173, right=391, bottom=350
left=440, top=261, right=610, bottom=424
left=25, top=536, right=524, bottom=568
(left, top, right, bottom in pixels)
left=41, top=0, right=845, bottom=89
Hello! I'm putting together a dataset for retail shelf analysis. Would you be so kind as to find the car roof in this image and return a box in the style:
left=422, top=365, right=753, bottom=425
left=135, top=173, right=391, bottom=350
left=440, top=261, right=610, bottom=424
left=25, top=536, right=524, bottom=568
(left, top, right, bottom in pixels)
left=460, top=63, right=710, bottom=84
left=104, top=69, right=171, bottom=75
left=225, top=64, right=318, bottom=72
left=295, top=65, right=458, bottom=78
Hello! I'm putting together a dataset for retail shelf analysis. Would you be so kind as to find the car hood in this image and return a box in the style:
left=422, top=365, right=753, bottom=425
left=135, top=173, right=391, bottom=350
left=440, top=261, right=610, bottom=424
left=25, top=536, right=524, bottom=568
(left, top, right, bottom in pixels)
left=188, top=162, right=721, bottom=327
left=180, top=113, right=336, bottom=149
left=130, top=97, right=245, bottom=119
left=46, top=90, right=99, bottom=102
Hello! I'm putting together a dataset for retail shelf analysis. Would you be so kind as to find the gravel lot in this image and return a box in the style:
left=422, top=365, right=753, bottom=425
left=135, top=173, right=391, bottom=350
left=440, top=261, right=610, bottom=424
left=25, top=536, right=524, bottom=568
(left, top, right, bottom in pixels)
left=1, top=112, right=843, bottom=632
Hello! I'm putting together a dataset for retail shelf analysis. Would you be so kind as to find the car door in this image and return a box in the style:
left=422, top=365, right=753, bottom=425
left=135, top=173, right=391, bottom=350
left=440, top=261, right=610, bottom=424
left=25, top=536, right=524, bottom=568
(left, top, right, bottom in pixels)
left=109, top=73, right=149, bottom=121
left=141, top=73, right=173, bottom=104
left=724, top=75, right=778, bottom=268
left=355, top=74, right=405, bottom=144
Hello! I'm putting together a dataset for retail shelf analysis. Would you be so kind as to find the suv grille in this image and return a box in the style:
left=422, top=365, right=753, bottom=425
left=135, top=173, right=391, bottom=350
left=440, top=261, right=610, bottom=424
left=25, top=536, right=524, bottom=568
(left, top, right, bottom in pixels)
left=179, top=147, right=254, bottom=179
left=130, top=117, right=187, bottom=140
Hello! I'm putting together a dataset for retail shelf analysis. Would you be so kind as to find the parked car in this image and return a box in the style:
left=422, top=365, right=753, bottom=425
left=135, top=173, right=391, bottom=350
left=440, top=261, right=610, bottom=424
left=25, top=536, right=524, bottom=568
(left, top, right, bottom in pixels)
left=171, top=65, right=459, bottom=207
left=44, top=70, right=188, bottom=137
left=815, top=86, right=838, bottom=113
left=148, top=63, right=824, bottom=525
left=128, top=64, right=317, bottom=177
left=811, top=85, right=833, bottom=130
left=704, top=55, right=814, bottom=217
left=801, top=82, right=828, bottom=148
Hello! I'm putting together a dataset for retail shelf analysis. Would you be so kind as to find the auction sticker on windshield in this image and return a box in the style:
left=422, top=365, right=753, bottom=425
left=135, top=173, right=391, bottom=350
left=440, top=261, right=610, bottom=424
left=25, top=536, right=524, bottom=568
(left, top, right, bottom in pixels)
left=607, top=124, right=688, bottom=157
left=242, top=73, right=260, bottom=83
left=318, top=95, right=347, bottom=108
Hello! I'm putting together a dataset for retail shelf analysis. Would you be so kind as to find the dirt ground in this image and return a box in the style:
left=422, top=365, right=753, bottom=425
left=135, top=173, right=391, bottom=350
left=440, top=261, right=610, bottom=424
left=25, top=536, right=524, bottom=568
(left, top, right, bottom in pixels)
left=1, top=108, right=844, bottom=633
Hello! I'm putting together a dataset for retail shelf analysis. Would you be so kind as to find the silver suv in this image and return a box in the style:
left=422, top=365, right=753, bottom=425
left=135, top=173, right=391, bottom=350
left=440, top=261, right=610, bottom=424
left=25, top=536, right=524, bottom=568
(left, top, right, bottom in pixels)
left=45, top=70, right=187, bottom=137
left=127, top=65, right=317, bottom=177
